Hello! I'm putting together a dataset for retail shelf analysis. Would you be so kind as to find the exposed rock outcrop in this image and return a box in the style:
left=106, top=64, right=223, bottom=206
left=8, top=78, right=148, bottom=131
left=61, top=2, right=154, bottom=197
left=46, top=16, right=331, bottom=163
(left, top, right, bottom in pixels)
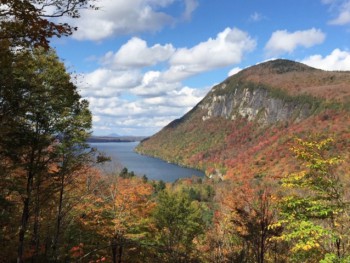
left=200, top=84, right=314, bottom=125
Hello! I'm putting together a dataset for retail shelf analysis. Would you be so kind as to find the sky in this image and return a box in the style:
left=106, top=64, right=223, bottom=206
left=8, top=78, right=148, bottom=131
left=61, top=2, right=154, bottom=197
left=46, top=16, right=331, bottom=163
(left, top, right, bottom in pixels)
left=52, top=0, right=350, bottom=136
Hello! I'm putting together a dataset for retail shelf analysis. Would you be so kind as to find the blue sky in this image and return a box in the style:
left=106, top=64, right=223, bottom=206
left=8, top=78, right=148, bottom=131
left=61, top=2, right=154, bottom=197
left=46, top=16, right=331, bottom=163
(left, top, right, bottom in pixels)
left=52, top=0, right=350, bottom=136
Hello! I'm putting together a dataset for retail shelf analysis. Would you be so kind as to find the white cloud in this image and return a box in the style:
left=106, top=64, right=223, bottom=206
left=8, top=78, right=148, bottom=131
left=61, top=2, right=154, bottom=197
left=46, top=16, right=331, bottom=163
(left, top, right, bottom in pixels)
left=325, top=0, right=350, bottom=25
left=80, top=69, right=142, bottom=97
left=250, top=12, right=264, bottom=22
left=102, top=37, right=175, bottom=68
left=228, top=67, right=242, bottom=76
left=265, top=28, right=326, bottom=56
left=132, top=74, right=182, bottom=97
left=82, top=65, right=209, bottom=135
left=142, top=86, right=207, bottom=107
left=92, top=115, right=101, bottom=122
left=182, top=0, right=199, bottom=20
left=164, top=27, right=256, bottom=81
left=80, top=66, right=208, bottom=135
left=169, top=86, right=207, bottom=106
left=64, top=0, right=198, bottom=41
left=301, top=48, right=350, bottom=71
left=171, top=27, right=255, bottom=67
left=80, top=27, right=254, bottom=135
left=88, top=84, right=207, bottom=136
left=329, top=10, right=350, bottom=25
left=92, top=115, right=177, bottom=136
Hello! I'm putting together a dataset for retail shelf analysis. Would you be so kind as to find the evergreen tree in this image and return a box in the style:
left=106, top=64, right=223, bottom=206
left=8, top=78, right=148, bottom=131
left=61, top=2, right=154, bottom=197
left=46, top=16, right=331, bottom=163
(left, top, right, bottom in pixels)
left=153, top=190, right=204, bottom=262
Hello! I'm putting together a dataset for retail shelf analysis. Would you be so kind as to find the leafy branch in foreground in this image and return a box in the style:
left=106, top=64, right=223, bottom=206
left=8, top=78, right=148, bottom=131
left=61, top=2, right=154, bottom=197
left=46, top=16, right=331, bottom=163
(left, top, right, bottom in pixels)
left=0, top=0, right=98, bottom=48
left=272, top=136, right=349, bottom=262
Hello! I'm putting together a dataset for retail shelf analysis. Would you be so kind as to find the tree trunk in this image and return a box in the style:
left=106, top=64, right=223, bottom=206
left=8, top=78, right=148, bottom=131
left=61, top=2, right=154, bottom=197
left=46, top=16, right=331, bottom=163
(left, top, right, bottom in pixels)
left=336, top=238, right=341, bottom=258
left=51, top=171, right=65, bottom=259
left=17, top=171, right=34, bottom=263
left=31, top=175, right=41, bottom=263
left=111, top=235, right=124, bottom=263
left=111, top=237, right=117, bottom=263
left=118, top=243, right=123, bottom=263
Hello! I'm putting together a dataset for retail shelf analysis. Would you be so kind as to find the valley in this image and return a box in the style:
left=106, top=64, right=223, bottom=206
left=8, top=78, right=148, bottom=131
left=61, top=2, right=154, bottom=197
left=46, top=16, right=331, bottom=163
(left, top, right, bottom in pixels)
left=2, top=2, right=350, bottom=259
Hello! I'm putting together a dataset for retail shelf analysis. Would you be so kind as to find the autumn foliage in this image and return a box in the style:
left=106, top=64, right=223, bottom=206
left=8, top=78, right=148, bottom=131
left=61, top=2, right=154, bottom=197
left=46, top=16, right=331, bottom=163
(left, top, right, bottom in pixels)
left=1, top=5, right=350, bottom=261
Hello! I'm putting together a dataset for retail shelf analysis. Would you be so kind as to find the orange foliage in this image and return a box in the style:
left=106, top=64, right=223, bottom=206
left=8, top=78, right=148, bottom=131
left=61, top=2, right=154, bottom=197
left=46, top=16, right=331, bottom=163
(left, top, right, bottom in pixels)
left=113, top=177, right=155, bottom=235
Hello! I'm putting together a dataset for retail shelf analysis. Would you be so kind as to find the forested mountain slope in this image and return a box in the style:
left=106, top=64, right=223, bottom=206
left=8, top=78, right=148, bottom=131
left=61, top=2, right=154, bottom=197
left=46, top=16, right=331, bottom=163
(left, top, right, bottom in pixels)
left=136, top=59, right=350, bottom=179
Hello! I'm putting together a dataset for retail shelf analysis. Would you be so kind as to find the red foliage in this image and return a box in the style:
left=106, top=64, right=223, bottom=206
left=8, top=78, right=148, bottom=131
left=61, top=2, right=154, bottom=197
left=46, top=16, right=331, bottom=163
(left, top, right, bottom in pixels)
left=70, top=243, right=84, bottom=258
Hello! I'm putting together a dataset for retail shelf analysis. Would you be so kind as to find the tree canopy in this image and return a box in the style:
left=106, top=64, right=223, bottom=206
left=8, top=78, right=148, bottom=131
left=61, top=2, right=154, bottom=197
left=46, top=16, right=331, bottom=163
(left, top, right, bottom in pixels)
left=0, top=0, right=97, bottom=48
left=0, top=46, right=92, bottom=262
left=153, top=190, right=204, bottom=262
left=274, top=136, right=350, bottom=262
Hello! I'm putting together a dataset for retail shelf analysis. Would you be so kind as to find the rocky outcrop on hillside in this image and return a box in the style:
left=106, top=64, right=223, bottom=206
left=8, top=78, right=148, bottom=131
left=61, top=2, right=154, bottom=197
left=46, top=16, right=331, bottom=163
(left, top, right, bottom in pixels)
left=200, top=84, right=314, bottom=125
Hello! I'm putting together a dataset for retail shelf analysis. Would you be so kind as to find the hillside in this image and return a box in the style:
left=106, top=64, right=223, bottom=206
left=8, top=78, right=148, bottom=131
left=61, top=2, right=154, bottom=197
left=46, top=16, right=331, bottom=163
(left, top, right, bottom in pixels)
left=136, top=59, right=350, bottom=179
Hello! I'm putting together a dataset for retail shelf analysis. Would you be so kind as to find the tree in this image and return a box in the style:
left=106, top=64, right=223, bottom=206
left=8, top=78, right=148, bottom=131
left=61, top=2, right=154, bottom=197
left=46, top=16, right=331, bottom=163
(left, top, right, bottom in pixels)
left=0, top=0, right=97, bottom=48
left=214, top=175, right=283, bottom=263
left=274, top=136, right=350, bottom=262
left=153, top=180, right=166, bottom=193
left=112, top=177, right=154, bottom=262
left=0, top=47, right=92, bottom=262
left=0, top=0, right=96, bottom=261
left=152, top=190, right=204, bottom=262
left=50, top=96, right=92, bottom=260
left=70, top=175, right=155, bottom=263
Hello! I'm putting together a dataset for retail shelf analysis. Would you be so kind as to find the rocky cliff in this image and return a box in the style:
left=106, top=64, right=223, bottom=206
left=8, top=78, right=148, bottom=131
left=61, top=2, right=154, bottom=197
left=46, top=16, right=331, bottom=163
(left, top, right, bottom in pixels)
left=200, top=82, right=315, bottom=124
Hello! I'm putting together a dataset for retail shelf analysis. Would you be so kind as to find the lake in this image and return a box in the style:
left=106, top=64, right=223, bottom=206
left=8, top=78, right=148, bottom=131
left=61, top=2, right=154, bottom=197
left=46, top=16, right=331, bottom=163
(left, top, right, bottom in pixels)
left=90, top=142, right=205, bottom=182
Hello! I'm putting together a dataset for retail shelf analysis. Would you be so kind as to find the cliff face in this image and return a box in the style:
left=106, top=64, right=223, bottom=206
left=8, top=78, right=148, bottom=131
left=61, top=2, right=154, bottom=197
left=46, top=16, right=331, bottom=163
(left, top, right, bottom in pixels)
left=200, top=84, right=313, bottom=124
left=136, top=59, right=350, bottom=178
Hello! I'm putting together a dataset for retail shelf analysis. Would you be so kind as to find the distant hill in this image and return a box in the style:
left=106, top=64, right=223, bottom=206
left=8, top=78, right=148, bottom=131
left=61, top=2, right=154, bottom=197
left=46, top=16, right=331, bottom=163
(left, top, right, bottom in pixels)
left=106, top=133, right=121, bottom=137
left=136, top=59, right=350, bottom=179
left=88, top=136, right=147, bottom=143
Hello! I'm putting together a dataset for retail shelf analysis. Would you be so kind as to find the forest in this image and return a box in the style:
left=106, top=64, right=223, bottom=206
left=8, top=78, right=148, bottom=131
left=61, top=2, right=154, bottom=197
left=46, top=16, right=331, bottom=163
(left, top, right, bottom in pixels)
left=1, top=1, right=350, bottom=262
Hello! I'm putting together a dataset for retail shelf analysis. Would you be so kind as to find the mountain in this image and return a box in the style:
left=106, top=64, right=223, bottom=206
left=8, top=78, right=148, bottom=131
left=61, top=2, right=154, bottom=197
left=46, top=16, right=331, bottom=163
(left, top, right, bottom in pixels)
left=136, top=59, right=350, bottom=179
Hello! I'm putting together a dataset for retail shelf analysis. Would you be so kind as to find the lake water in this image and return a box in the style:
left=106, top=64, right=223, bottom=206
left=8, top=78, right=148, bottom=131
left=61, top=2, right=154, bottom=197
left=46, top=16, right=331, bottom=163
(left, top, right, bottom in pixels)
left=90, top=142, right=205, bottom=182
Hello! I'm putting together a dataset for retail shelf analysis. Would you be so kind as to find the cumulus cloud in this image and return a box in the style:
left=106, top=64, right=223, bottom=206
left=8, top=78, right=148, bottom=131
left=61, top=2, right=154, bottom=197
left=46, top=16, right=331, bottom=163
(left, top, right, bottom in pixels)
left=301, top=49, right=350, bottom=71
left=79, top=69, right=142, bottom=98
left=164, top=27, right=256, bottom=81
left=171, top=27, right=255, bottom=67
left=79, top=27, right=253, bottom=135
left=64, top=0, right=198, bottom=41
left=80, top=66, right=208, bottom=135
left=88, top=85, right=207, bottom=135
left=89, top=90, right=204, bottom=118
left=265, top=28, right=326, bottom=56
left=102, top=37, right=175, bottom=69
left=132, top=71, right=182, bottom=97
left=142, top=86, right=207, bottom=107
left=92, top=114, right=177, bottom=136
left=82, top=65, right=210, bottom=135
